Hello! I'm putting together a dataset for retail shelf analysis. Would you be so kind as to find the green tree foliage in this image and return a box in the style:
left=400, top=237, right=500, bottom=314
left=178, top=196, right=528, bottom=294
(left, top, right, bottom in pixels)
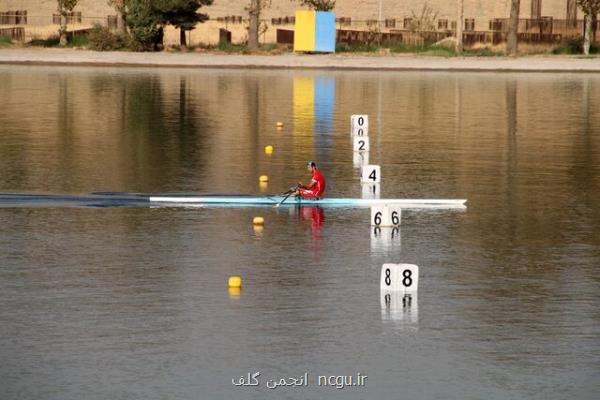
left=57, top=0, right=78, bottom=46
left=156, top=0, right=213, bottom=46
left=295, top=0, right=335, bottom=11
left=577, top=0, right=600, bottom=13
left=125, top=0, right=213, bottom=50
left=126, top=0, right=163, bottom=50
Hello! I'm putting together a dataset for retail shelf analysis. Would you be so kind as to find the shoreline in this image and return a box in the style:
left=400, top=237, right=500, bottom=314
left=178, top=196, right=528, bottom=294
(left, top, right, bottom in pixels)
left=0, top=48, right=599, bottom=72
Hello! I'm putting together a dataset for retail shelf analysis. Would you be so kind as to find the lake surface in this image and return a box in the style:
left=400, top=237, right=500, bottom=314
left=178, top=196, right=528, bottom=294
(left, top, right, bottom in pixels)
left=0, top=66, right=599, bottom=400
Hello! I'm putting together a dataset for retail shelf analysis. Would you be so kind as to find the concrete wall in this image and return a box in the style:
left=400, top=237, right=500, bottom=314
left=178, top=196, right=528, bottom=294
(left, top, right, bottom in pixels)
left=0, top=0, right=584, bottom=44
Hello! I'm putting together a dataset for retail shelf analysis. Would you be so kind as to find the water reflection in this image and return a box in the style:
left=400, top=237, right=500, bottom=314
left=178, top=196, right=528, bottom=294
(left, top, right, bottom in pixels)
left=370, top=226, right=401, bottom=253
left=380, top=292, right=418, bottom=330
left=1, top=67, right=599, bottom=399
left=297, top=206, right=325, bottom=261
left=293, top=75, right=335, bottom=163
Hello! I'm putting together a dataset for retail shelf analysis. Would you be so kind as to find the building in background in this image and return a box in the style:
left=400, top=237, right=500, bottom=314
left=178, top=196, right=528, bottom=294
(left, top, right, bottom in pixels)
left=0, top=0, right=596, bottom=46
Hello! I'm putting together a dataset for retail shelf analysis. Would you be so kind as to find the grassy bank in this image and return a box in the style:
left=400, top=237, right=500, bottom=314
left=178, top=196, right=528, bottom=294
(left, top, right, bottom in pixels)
left=335, top=42, right=503, bottom=56
left=28, top=35, right=89, bottom=48
left=0, top=36, right=12, bottom=47
left=335, top=40, right=599, bottom=57
left=2, top=28, right=597, bottom=57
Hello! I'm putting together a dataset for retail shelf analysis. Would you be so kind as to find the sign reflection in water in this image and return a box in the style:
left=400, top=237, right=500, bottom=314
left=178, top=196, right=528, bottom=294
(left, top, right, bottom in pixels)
left=293, top=76, right=335, bottom=163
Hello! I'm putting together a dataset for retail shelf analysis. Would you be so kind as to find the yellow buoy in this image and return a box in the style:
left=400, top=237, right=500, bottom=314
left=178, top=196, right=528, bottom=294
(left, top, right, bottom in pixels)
left=259, top=181, right=268, bottom=191
left=276, top=122, right=284, bottom=128
left=259, top=175, right=269, bottom=182
left=265, top=145, right=273, bottom=154
left=253, top=216, right=264, bottom=225
left=228, top=276, right=242, bottom=288
left=253, top=225, right=264, bottom=235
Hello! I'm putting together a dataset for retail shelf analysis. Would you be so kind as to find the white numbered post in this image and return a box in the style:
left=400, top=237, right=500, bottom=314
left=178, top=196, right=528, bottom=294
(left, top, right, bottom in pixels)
left=389, top=205, right=401, bottom=226
left=380, top=264, right=419, bottom=294
left=361, top=165, right=380, bottom=183
left=351, top=114, right=369, bottom=136
left=371, top=205, right=385, bottom=226
left=353, top=151, right=369, bottom=168
left=370, top=205, right=401, bottom=227
left=353, top=136, right=370, bottom=152
left=361, top=182, right=379, bottom=199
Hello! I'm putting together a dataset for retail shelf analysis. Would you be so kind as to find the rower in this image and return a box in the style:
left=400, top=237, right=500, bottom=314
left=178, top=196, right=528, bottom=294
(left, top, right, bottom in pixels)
left=293, top=161, right=326, bottom=199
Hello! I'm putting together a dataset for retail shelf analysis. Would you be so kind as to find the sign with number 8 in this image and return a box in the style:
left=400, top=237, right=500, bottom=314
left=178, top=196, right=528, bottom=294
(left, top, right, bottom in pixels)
left=380, top=264, right=419, bottom=293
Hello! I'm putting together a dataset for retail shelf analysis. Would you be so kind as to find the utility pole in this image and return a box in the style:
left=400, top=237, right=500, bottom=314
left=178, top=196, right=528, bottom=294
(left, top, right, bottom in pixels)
left=507, top=0, right=520, bottom=56
left=378, top=0, right=383, bottom=30
left=456, top=0, right=464, bottom=53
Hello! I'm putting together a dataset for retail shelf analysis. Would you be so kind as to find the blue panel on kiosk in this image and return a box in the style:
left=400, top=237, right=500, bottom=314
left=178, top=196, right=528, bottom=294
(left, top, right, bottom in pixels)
left=314, top=11, right=336, bottom=53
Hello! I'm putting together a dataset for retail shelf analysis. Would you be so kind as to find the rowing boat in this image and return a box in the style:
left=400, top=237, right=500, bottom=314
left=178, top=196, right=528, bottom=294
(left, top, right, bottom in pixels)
left=0, top=193, right=467, bottom=209
left=149, top=195, right=467, bottom=209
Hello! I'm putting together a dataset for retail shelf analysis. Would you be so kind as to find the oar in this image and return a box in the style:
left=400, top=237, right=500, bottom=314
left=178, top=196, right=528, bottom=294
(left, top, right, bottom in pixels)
left=275, top=186, right=297, bottom=208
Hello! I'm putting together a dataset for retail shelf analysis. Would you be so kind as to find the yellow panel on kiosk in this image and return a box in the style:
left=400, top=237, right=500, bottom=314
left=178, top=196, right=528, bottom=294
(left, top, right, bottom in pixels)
left=294, top=10, right=316, bottom=52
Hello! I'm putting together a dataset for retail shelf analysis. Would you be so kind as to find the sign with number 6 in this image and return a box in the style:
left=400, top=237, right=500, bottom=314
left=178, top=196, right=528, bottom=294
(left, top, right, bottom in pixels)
left=370, top=205, right=401, bottom=226
left=361, top=165, right=380, bottom=183
left=380, top=264, right=419, bottom=293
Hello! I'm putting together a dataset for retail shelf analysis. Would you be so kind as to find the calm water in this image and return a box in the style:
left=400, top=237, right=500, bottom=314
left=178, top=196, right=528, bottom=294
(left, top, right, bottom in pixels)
left=0, top=66, right=599, bottom=400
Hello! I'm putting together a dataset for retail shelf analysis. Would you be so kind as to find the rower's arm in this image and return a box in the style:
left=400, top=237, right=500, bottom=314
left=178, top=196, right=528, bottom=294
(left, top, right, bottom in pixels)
left=298, top=178, right=316, bottom=190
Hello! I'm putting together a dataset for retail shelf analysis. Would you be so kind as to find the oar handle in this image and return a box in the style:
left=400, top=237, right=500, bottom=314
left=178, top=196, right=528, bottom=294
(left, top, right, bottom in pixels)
left=275, top=185, right=299, bottom=207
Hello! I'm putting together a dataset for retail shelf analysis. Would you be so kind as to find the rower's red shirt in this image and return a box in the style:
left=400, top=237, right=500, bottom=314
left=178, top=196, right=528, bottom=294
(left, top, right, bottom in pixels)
left=312, top=170, right=326, bottom=197
left=298, top=169, right=326, bottom=199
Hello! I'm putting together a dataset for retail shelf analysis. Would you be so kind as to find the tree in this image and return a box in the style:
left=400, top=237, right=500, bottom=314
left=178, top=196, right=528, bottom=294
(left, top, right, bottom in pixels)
left=456, top=0, right=463, bottom=53
left=295, top=0, right=335, bottom=11
left=577, top=0, right=600, bottom=54
left=247, top=0, right=270, bottom=51
left=126, top=0, right=163, bottom=50
left=407, top=3, right=438, bottom=32
left=108, top=0, right=128, bottom=34
left=507, top=0, right=520, bottom=55
left=156, top=0, right=213, bottom=47
left=57, top=0, right=78, bottom=46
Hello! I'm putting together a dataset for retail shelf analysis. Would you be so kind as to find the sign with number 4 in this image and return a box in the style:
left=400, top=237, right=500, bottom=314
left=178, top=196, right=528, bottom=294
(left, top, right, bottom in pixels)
left=380, top=264, right=419, bottom=294
left=361, top=165, right=380, bottom=183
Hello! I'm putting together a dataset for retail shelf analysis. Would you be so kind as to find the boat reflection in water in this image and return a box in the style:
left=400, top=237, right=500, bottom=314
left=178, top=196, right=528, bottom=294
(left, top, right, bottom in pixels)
left=298, top=206, right=325, bottom=261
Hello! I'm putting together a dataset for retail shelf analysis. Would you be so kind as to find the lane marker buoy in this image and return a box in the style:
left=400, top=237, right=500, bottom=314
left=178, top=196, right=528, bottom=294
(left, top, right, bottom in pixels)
left=228, top=276, right=242, bottom=288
